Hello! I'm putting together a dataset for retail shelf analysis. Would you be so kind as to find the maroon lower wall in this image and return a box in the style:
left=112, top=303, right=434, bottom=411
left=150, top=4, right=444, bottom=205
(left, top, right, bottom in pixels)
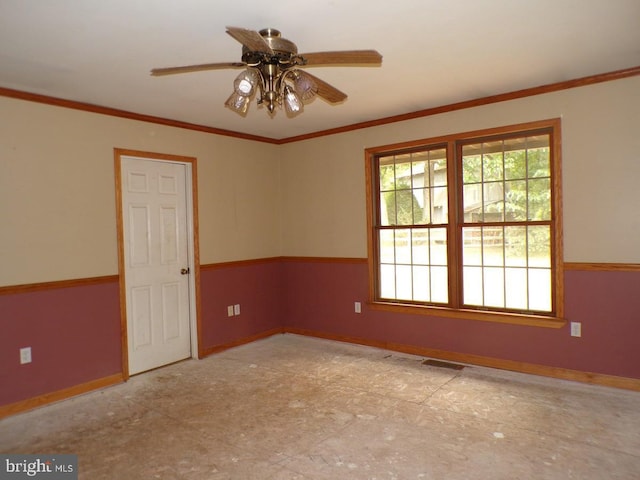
left=2, top=258, right=638, bottom=410
left=0, top=281, right=122, bottom=406
left=282, top=260, right=640, bottom=381
left=0, top=260, right=284, bottom=409
left=199, top=260, right=284, bottom=350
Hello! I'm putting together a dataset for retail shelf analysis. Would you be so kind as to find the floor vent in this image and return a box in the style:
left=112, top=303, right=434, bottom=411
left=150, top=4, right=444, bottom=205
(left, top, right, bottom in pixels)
left=422, top=359, right=465, bottom=370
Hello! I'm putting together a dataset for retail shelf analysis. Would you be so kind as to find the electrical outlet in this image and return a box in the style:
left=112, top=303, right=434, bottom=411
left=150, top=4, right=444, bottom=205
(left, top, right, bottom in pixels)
left=227, top=305, right=234, bottom=317
left=20, top=347, right=32, bottom=364
left=354, top=301, right=361, bottom=313
left=234, top=304, right=240, bottom=315
left=570, top=322, right=582, bottom=337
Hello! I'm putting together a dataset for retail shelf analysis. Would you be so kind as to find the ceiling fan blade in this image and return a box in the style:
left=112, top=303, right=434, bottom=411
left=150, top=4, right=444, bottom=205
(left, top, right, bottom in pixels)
left=150, top=62, right=246, bottom=76
left=299, top=50, right=382, bottom=66
left=297, top=71, right=347, bottom=104
left=226, top=26, right=274, bottom=54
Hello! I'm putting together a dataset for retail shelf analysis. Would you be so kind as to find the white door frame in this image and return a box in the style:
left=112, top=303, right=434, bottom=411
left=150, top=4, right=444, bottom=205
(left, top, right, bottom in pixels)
left=114, top=148, right=201, bottom=379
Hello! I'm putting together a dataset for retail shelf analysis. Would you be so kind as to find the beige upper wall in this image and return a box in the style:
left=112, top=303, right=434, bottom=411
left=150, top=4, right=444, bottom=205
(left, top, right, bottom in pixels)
left=0, top=97, right=281, bottom=286
left=2, top=74, right=639, bottom=286
left=279, top=75, right=640, bottom=263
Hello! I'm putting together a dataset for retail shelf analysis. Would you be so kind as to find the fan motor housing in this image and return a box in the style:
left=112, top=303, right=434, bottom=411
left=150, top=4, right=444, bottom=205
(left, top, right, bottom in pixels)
left=241, top=28, right=298, bottom=62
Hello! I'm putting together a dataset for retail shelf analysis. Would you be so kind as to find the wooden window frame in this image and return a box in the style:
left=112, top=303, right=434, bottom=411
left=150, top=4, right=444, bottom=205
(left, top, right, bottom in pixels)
left=365, top=119, right=565, bottom=328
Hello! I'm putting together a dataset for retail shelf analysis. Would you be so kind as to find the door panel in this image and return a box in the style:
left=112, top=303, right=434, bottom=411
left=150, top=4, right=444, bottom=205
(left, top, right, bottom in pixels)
left=121, top=157, right=191, bottom=375
left=162, top=282, right=181, bottom=340
left=131, top=285, right=152, bottom=348
left=130, top=205, right=151, bottom=266
left=160, top=206, right=179, bottom=263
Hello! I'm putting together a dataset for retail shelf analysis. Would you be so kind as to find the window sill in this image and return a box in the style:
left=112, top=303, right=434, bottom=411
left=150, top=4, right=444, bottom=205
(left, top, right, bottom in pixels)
left=369, top=301, right=566, bottom=328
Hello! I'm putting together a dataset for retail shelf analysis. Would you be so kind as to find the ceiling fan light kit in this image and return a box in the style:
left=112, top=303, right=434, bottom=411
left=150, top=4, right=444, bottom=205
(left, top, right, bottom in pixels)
left=151, top=27, right=382, bottom=118
left=226, top=65, right=307, bottom=117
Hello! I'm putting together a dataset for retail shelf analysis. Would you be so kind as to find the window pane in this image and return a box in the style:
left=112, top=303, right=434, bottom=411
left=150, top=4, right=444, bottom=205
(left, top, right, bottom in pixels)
left=483, top=149, right=503, bottom=182
left=463, top=266, right=483, bottom=306
left=395, top=190, right=415, bottom=225
left=483, top=227, right=504, bottom=267
left=505, top=267, right=528, bottom=310
left=412, top=229, right=430, bottom=264
left=380, top=264, right=396, bottom=298
left=462, top=153, right=481, bottom=184
left=505, top=226, right=527, bottom=267
left=430, top=157, right=447, bottom=187
left=483, top=182, right=504, bottom=221
left=504, top=148, right=526, bottom=180
left=463, top=184, right=482, bottom=222
left=528, top=178, right=551, bottom=220
left=431, top=186, right=448, bottom=223
left=463, top=227, right=482, bottom=266
left=505, top=179, right=527, bottom=221
left=380, top=191, right=396, bottom=225
left=394, top=160, right=411, bottom=189
left=483, top=267, right=505, bottom=308
left=413, top=188, right=429, bottom=224
left=431, top=266, right=449, bottom=303
left=528, top=145, right=550, bottom=178
left=430, top=228, right=448, bottom=265
left=395, top=229, right=411, bottom=264
left=529, top=268, right=552, bottom=312
left=412, top=158, right=428, bottom=188
left=379, top=162, right=395, bottom=191
left=528, top=226, right=550, bottom=267
left=396, top=265, right=413, bottom=300
left=413, top=266, right=430, bottom=302
left=379, top=230, right=395, bottom=263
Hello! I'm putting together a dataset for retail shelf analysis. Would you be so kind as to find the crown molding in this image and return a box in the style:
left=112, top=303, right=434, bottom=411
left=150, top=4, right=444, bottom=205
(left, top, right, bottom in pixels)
left=1, top=65, right=639, bottom=145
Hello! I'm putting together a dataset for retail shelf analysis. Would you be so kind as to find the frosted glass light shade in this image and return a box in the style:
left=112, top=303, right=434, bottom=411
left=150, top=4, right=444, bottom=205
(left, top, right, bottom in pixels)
left=283, top=86, right=303, bottom=115
left=225, top=92, right=250, bottom=115
left=293, top=71, right=317, bottom=101
left=233, top=69, right=259, bottom=96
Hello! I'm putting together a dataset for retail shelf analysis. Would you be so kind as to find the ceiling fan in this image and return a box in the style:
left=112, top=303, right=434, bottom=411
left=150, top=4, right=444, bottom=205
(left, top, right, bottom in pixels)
left=150, top=26, right=382, bottom=117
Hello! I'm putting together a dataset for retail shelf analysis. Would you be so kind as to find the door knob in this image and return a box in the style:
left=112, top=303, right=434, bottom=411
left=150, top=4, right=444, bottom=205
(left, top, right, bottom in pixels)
left=180, top=267, right=190, bottom=275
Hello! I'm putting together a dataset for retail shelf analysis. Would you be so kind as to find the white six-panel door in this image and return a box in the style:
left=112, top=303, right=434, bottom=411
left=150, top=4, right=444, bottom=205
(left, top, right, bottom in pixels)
left=121, top=157, right=192, bottom=375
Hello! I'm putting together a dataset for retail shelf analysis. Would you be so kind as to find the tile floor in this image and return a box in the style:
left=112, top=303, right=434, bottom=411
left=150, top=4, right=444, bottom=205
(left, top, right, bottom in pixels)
left=1, top=334, right=639, bottom=479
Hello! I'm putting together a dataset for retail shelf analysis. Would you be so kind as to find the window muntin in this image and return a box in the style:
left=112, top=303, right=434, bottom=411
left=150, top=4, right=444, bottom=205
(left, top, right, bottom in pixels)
left=370, top=123, right=560, bottom=319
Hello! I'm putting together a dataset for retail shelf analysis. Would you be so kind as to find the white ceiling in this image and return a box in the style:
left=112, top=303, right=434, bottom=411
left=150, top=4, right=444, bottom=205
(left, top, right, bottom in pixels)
left=1, top=0, right=639, bottom=140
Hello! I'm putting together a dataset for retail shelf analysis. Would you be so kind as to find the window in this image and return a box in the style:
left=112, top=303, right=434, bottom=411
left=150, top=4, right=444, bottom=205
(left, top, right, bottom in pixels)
left=366, top=120, right=563, bottom=326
